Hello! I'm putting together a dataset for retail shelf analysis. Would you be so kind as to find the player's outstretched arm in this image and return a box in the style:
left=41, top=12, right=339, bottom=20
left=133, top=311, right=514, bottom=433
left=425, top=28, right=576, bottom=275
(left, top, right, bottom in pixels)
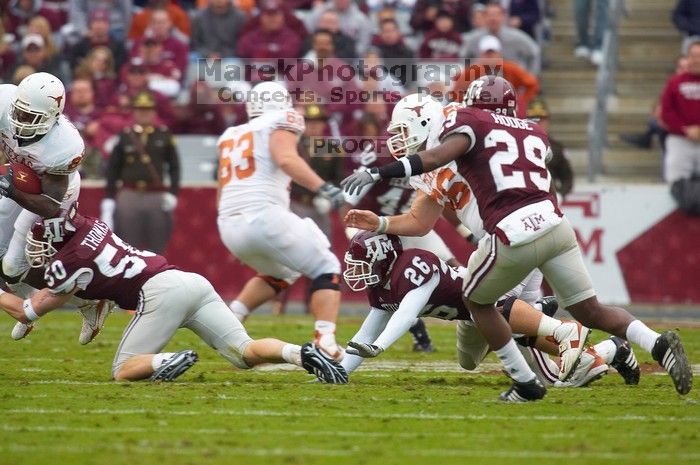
left=0, top=172, right=68, bottom=218
left=344, top=192, right=443, bottom=237
left=342, top=308, right=392, bottom=374
left=0, top=287, right=74, bottom=324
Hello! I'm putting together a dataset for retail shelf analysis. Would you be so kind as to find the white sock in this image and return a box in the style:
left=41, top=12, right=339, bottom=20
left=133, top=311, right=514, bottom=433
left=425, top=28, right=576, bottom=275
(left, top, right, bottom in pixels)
left=315, top=320, right=336, bottom=335
left=625, top=320, right=659, bottom=353
left=229, top=300, right=249, bottom=322
left=536, top=314, right=562, bottom=337
left=281, top=344, right=302, bottom=366
left=593, top=339, right=617, bottom=364
left=495, top=339, right=537, bottom=383
left=151, top=352, right=176, bottom=370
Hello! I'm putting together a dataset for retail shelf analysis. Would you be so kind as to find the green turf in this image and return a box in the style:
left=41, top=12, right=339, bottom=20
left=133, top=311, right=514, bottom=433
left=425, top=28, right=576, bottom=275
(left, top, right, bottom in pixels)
left=0, top=312, right=698, bottom=465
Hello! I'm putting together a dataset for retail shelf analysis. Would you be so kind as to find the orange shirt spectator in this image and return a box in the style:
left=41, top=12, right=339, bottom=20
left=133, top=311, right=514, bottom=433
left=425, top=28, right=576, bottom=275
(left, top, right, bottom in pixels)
left=128, top=0, right=191, bottom=41
left=452, top=35, right=539, bottom=106
left=196, top=0, right=256, bottom=14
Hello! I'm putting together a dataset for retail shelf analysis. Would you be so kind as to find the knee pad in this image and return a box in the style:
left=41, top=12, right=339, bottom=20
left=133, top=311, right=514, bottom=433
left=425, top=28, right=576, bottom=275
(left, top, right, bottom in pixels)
left=498, top=295, right=518, bottom=322
left=310, top=273, right=341, bottom=293
left=257, top=275, right=291, bottom=294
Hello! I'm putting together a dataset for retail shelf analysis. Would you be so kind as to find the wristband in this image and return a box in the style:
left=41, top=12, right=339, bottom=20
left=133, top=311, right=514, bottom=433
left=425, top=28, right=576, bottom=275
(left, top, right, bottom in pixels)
left=377, top=154, right=424, bottom=179
left=23, top=299, right=39, bottom=321
left=376, top=216, right=388, bottom=234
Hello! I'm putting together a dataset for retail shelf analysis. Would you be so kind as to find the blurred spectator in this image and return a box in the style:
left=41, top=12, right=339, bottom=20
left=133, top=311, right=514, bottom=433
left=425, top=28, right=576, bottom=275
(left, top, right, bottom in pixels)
left=4, top=33, right=65, bottom=81
left=308, top=0, right=373, bottom=56
left=452, top=35, right=539, bottom=108
left=236, top=1, right=302, bottom=59
left=673, top=0, right=700, bottom=54
left=26, top=15, right=61, bottom=58
left=73, top=46, right=118, bottom=109
left=127, top=38, right=182, bottom=97
left=112, top=57, right=175, bottom=126
left=661, top=40, right=700, bottom=185
left=347, top=111, right=384, bottom=173
left=103, top=90, right=181, bottom=254
left=191, top=0, right=246, bottom=59
left=527, top=97, right=573, bottom=198
left=69, top=0, right=132, bottom=40
left=4, top=0, right=64, bottom=36
left=9, top=64, right=35, bottom=84
left=240, top=0, right=309, bottom=39
left=303, top=9, right=356, bottom=62
left=128, top=0, right=191, bottom=42
left=471, top=2, right=485, bottom=29
left=373, top=18, right=414, bottom=87
left=68, top=9, right=127, bottom=70
left=368, top=2, right=416, bottom=36
left=63, top=78, right=105, bottom=178
left=360, top=48, right=402, bottom=123
left=620, top=56, right=689, bottom=151
left=172, top=81, right=228, bottom=135
left=508, top=0, right=541, bottom=39
left=410, top=0, right=473, bottom=34
left=462, top=2, right=540, bottom=75
left=0, top=23, right=17, bottom=75
left=419, top=10, right=462, bottom=59
left=573, top=0, right=608, bottom=66
left=130, top=9, right=189, bottom=79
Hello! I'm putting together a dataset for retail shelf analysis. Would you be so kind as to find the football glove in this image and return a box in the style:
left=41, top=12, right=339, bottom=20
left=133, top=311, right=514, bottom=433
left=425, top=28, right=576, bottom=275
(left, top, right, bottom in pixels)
left=0, top=165, right=16, bottom=198
left=317, top=182, right=345, bottom=210
left=340, top=169, right=380, bottom=196
left=346, top=341, right=384, bottom=358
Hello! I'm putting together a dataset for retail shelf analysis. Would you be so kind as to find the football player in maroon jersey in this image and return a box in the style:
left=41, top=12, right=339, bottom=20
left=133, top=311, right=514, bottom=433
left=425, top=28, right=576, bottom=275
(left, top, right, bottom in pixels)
left=0, top=204, right=348, bottom=384
left=341, top=76, right=692, bottom=397
left=341, top=231, right=612, bottom=389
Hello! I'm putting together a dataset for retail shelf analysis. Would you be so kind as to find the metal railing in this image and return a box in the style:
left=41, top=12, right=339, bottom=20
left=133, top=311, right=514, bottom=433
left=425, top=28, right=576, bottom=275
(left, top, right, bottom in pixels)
left=587, top=0, right=626, bottom=182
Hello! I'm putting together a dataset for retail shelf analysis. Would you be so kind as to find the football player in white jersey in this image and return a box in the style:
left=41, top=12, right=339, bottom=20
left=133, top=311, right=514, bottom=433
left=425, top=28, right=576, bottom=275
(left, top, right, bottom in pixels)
left=344, top=92, right=641, bottom=388
left=217, top=81, right=346, bottom=359
left=0, top=73, right=111, bottom=344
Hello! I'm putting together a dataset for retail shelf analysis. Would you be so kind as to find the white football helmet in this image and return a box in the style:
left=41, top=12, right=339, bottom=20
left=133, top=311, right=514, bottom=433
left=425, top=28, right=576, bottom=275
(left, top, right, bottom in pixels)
left=245, top=81, right=292, bottom=119
left=9, top=72, right=66, bottom=139
left=387, top=93, right=443, bottom=158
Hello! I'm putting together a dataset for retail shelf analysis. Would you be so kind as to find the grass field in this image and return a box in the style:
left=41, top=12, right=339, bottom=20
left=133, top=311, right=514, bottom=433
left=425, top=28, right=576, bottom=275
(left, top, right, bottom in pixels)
left=1, top=311, right=699, bottom=465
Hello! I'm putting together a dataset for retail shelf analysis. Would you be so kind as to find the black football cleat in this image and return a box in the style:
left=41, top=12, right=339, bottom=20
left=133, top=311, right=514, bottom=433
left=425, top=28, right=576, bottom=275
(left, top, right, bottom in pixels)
left=151, top=350, right=198, bottom=382
left=609, top=336, right=640, bottom=385
left=301, top=342, right=348, bottom=384
left=536, top=296, right=559, bottom=318
left=500, top=377, right=547, bottom=402
left=651, top=331, right=692, bottom=395
left=409, top=319, right=434, bottom=352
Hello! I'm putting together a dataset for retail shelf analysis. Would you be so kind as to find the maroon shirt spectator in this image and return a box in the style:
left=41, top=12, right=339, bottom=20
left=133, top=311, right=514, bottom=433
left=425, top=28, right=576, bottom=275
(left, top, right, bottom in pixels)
left=69, top=9, right=128, bottom=71
left=372, top=19, right=415, bottom=87
left=172, top=81, right=228, bottom=135
left=419, top=12, right=462, bottom=59
left=3, top=0, right=64, bottom=35
left=410, top=0, right=473, bottom=33
left=0, top=25, right=16, bottom=72
left=240, top=0, right=309, bottom=39
left=660, top=44, right=700, bottom=136
left=126, top=39, right=182, bottom=97
left=111, top=57, right=175, bottom=126
left=129, top=8, right=188, bottom=79
left=237, top=3, right=302, bottom=59
left=72, top=45, right=118, bottom=110
left=64, top=78, right=109, bottom=171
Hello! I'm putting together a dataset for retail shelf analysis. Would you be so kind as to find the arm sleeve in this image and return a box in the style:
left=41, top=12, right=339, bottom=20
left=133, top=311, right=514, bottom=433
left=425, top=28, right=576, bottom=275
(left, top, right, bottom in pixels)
left=373, top=271, right=440, bottom=349
left=341, top=308, right=392, bottom=374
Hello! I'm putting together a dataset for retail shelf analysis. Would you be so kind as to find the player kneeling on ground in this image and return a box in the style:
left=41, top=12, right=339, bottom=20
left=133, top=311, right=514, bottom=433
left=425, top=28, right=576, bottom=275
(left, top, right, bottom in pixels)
left=341, top=231, right=615, bottom=392
left=0, top=203, right=347, bottom=384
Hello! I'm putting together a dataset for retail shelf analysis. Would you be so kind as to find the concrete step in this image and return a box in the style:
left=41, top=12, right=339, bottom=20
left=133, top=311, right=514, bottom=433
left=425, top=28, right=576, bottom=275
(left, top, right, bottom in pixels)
left=567, top=147, right=662, bottom=179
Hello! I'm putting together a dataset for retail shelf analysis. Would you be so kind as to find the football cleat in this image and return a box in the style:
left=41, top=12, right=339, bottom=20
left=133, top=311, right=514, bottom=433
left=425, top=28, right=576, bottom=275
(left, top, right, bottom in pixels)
left=78, top=299, right=113, bottom=345
left=651, top=331, right=692, bottom=395
left=500, top=377, right=546, bottom=402
left=314, top=331, right=345, bottom=361
left=151, top=350, right=198, bottom=382
left=536, top=295, right=559, bottom=318
left=554, top=347, right=608, bottom=388
left=553, top=321, right=590, bottom=381
left=301, top=342, right=348, bottom=384
left=609, top=336, right=640, bottom=385
left=11, top=321, right=33, bottom=340
left=409, top=319, right=434, bottom=352
left=413, top=342, right=435, bottom=353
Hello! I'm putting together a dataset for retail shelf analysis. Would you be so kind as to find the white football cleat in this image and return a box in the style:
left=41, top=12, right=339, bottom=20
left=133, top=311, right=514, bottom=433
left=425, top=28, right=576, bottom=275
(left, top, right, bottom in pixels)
left=78, top=299, right=113, bottom=345
left=553, top=321, right=590, bottom=381
left=314, top=331, right=345, bottom=362
left=554, top=347, right=608, bottom=388
left=11, top=321, right=33, bottom=340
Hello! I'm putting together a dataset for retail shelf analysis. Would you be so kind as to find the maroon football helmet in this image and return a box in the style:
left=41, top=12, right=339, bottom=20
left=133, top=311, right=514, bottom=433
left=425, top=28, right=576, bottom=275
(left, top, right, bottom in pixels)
left=25, top=202, right=83, bottom=268
left=463, top=75, right=517, bottom=117
left=343, top=231, right=403, bottom=291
